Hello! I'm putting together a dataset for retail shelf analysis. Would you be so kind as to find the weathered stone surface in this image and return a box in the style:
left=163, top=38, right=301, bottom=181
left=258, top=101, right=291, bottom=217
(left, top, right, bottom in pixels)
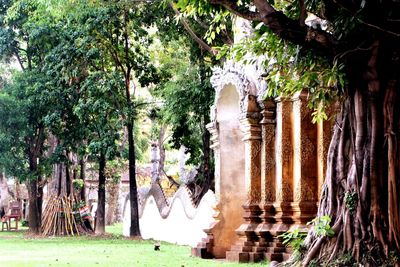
left=123, top=185, right=217, bottom=247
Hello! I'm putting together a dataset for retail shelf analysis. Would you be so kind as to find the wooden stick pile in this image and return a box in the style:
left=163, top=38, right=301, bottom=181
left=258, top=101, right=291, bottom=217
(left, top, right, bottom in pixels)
left=41, top=195, right=80, bottom=236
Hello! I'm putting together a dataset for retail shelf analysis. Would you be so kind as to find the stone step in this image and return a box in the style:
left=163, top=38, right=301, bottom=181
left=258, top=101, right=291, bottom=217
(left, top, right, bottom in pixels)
left=226, top=251, right=250, bottom=263
left=265, top=246, right=286, bottom=253
left=248, top=252, right=265, bottom=263
left=191, top=247, right=213, bottom=259
left=252, top=246, right=267, bottom=253
left=230, top=245, right=253, bottom=252
left=274, top=242, right=286, bottom=247
left=226, top=251, right=265, bottom=263
left=264, top=252, right=283, bottom=262
left=235, top=241, right=256, bottom=246
left=265, top=241, right=286, bottom=248
left=197, top=242, right=207, bottom=248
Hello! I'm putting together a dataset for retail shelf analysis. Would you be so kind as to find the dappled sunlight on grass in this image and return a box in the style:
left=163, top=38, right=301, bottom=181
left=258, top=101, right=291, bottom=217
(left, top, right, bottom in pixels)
left=0, top=223, right=269, bottom=267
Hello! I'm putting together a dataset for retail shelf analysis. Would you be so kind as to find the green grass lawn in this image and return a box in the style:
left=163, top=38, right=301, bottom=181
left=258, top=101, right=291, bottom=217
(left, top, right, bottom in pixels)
left=0, top=223, right=269, bottom=267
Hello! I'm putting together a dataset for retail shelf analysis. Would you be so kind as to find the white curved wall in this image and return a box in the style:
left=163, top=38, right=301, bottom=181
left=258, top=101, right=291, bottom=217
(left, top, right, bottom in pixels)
left=123, top=190, right=217, bottom=247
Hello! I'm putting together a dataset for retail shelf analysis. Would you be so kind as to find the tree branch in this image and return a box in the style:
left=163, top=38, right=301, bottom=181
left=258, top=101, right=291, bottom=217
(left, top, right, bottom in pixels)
left=193, top=17, right=210, bottom=30
left=14, top=51, right=25, bottom=72
left=104, top=41, right=126, bottom=77
left=209, top=0, right=263, bottom=21
left=194, top=17, right=234, bottom=45
left=170, top=3, right=217, bottom=55
left=298, top=0, right=307, bottom=26
left=210, top=0, right=337, bottom=57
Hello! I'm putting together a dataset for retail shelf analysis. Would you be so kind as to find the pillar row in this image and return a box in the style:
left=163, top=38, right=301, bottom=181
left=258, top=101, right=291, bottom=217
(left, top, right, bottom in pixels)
left=272, top=92, right=320, bottom=230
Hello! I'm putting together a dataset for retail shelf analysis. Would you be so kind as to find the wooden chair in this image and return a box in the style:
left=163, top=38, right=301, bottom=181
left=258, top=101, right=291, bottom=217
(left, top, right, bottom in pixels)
left=1, top=218, right=9, bottom=231
left=6, top=201, right=22, bottom=231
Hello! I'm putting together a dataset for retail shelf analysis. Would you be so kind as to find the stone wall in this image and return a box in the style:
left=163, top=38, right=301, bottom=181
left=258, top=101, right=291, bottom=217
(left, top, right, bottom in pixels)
left=122, top=185, right=217, bottom=247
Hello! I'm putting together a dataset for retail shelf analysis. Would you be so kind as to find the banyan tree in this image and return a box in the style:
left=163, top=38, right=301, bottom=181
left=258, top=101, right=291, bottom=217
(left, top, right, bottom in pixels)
left=176, top=0, right=400, bottom=265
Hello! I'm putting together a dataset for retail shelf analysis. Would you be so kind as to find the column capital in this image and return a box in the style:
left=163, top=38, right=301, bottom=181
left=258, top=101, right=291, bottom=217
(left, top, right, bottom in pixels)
left=260, top=99, right=276, bottom=125
left=240, top=117, right=262, bottom=141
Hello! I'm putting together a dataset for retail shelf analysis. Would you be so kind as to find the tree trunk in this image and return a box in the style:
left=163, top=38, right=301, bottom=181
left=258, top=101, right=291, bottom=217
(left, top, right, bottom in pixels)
left=57, top=163, right=62, bottom=196
left=105, top=181, right=120, bottom=225
left=27, top=179, right=40, bottom=234
left=37, top=176, right=43, bottom=221
left=95, top=152, right=106, bottom=234
left=194, top=115, right=213, bottom=205
left=158, top=125, right=166, bottom=176
left=303, top=40, right=400, bottom=266
left=193, top=59, right=214, bottom=204
left=65, top=152, right=71, bottom=197
left=122, top=8, right=140, bottom=238
left=80, top=159, right=86, bottom=202
left=128, top=120, right=140, bottom=237
left=27, top=156, right=41, bottom=234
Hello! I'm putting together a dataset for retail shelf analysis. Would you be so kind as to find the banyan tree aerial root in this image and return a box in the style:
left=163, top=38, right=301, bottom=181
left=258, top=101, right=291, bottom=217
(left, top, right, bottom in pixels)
left=302, top=57, right=400, bottom=266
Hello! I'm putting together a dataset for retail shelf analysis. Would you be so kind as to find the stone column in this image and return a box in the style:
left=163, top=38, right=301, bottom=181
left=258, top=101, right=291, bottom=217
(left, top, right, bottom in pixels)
left=258, top=99, right=276, bottom=231
left=240, top=116, right=262, bottom=206
left=226, top=97, right=264, bottom=263
left=256, top=99, right=288, bottom=262
left=291, top=92, right=318, bottom=226
left=273, top=97, right=294, bottom=231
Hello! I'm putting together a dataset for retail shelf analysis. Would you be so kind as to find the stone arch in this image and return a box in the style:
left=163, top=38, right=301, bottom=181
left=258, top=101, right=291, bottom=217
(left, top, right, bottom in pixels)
left=205, top=61, right=262, bottom=258
left=210, top=61, right=260, bottom=123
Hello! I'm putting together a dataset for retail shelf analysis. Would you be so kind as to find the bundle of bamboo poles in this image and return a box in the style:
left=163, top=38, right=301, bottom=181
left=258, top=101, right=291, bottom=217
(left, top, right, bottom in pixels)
left=41, top=195, right=80, bottom=236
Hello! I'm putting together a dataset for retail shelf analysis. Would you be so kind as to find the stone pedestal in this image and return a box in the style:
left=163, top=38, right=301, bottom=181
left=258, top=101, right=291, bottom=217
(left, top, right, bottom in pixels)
left=226, top=204, right=264, bottom=262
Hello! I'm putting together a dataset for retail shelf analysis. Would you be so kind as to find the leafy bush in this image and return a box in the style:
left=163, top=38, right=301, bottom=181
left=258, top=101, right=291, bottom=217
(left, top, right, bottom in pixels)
left=72, top=179, right=84, bottom=190
left=328, top=252, right=356, bottom=267
left=344, top=190, right=358, bottom=214
left=278, top=228, right=307, bottom=251
left=307, top=215, right=335, bottom=237
left=20, top=219, right=28, bottom=227
left=72, top=201, right=85, bottom=211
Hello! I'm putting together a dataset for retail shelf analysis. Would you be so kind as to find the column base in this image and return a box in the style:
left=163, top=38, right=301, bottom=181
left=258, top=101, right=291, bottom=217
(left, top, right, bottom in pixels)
left=191, top=206, right=221, bottom=259
left=226, top=236, right=267, bottom=262
left=191, top=232, right=214, bottom=259
left=252, top=201, right=317, bottom=263
left=225, top=204, right=267, bottom=263
left=291, top=201, right=317, bottom=225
